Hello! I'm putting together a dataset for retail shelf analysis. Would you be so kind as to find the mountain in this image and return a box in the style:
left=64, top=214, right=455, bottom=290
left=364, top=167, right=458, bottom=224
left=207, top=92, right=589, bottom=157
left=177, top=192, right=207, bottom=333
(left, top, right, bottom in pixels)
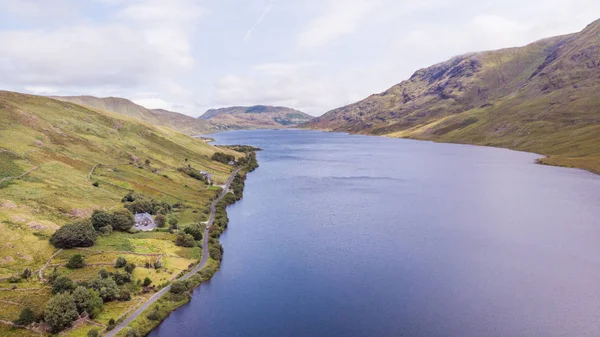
left=0, top=90, right=240, bottom=275
left=199, top=105, right=313, bottom=129
left=51, top=95, right=213, bottom=135
left=304, top=19, right=600, bottom=174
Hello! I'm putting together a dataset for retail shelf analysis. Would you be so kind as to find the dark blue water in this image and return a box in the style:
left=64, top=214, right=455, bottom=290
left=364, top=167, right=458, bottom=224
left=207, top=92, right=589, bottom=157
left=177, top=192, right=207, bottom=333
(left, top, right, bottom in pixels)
left=151, top=130, right=600, bottom=337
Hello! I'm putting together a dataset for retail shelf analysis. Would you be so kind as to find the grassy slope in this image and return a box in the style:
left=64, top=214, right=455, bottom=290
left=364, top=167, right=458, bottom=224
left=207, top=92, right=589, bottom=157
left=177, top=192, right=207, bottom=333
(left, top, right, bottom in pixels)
left=51, top=96, right=213, bottom=135
left=0, top=91, right=243, bottom=335
left=305, top=20, right=600, bottom=174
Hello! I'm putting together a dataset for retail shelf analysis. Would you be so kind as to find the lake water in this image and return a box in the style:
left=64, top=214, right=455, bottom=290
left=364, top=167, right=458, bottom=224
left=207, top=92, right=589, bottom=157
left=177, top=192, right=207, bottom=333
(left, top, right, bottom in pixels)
left=150, top=130, right=600, bottom=337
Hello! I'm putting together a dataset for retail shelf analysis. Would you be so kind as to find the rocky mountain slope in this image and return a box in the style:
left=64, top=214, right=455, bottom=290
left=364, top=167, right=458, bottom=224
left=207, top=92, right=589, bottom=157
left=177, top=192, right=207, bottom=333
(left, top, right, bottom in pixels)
left=305, top=19, right=600, bottom=173
left=199, top=105, right=313, bottom=129
left=51, top=96, right=212, bottom=135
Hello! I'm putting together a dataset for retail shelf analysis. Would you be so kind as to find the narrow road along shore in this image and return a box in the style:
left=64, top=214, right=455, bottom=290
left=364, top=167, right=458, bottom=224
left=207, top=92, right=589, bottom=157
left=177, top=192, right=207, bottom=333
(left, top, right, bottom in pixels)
left=105, top=168, right=241, bottom=337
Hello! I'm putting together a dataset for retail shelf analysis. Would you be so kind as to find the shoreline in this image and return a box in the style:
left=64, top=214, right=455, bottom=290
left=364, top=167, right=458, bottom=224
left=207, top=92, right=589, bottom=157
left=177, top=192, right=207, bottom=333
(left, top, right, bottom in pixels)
left=301, top=127, right=599, bottom=176
left=105, top=150, right=258, bottom=337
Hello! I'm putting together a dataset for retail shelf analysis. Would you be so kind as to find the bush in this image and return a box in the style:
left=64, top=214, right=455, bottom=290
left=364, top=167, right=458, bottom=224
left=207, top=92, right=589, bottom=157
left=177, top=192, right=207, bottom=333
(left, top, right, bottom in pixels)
left=14, top=307, right=35, bottom=326
left=115, top=256, right=127, bottom=268
left=90, top=277, right=119, bottom=301
left=155, top=214, right=166, bottom=228
left=92, top=181, right=99, bottom=187
left=170, top=280, right=187, bottom=294
left=209, top=246, right=222, bottom=261
left=175, top=233, right=195, bottom=247
left=50, top=222, right=97, bottom=248
left=169, top=218, right=179, bottom=229
left=211, top=152, right=235, bottom=164
left=91, top=210, right=112, bottom=230
left=8, top=276, right=21, bottom=283
left=124, top=263, right=136, bottom=274
left=52, top=276, right=75, bottom=294
left=119, top=290, right=132, bottom=301
left=44, top=293, right=78, bottom=333
left=142, top=277, right=152, bottom=287
left=107, top=318, right=116, bottom=331
left=183, top=224, right=203, bottom=241
left=73, top=286, right=102, bottom=317
left=125, top=328, right=140, bottom=337
left=66, top=254, right=85, bottom=269
left=146, top=307, right=161, bottom=321
left=87, top=329, right=100, bottom=337
left=98, top=268, right=109, bottom=279
left=111, top=271, right=132, bottom=285
left=111, top=209, right=135, bottom=231
left=20, top=268, right=32, bottom=280
left=99, top=225, right=113, bottom=235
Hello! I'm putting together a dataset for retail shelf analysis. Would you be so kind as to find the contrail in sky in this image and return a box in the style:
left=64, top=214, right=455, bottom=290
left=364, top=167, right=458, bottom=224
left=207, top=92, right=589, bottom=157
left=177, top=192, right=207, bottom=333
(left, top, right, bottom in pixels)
left=245, top=0, right=275, bottom=42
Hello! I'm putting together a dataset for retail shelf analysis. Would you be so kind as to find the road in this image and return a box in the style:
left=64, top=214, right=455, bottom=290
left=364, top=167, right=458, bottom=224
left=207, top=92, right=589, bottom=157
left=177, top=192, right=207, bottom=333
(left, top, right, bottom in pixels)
left=105, top=168, right=241, bottom=337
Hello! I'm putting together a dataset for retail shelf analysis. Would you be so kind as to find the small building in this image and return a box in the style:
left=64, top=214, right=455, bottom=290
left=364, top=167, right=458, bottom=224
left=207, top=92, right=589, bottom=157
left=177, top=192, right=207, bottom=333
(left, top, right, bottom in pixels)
left=134, top=213, right=154, bottom=227
left=228, top=161, right=235, bottom=165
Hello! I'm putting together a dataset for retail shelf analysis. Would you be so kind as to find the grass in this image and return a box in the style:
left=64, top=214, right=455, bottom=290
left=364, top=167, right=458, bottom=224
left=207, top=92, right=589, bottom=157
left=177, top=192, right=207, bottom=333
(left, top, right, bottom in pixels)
left=0, top=91, right=248, bottom=336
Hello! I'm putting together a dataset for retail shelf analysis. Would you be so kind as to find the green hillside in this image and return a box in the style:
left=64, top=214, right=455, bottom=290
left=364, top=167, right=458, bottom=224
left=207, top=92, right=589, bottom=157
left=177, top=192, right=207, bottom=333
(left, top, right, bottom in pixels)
left=0, top=91, right=243, bottom=335
left=304, top=19, right=600, bottom=174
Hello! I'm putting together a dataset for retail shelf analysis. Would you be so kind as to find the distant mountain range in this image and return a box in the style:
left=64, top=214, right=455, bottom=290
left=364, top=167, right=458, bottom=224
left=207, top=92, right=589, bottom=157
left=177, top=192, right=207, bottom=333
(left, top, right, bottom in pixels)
left=199, top=105, right=313, bottom=129
left=51, top=96, right=313, bottom=133
left=304, top=18, right=600, bottom=174
left=51, top=96, right=213, bottom=135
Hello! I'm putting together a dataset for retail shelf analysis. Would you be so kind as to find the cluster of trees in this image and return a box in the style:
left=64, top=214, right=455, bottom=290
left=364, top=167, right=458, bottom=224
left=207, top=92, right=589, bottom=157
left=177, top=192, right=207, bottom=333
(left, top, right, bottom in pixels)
left=122, top=192, right=177, bottom=215
left=211, top=152, right=235, bottom=164
left=50, top=209, right=136, bottom=249
left=41, top=263, right=136, bottom=332
left=177, top=166, right=210, bottom=184
left=175, top=223, right=203, bottom=247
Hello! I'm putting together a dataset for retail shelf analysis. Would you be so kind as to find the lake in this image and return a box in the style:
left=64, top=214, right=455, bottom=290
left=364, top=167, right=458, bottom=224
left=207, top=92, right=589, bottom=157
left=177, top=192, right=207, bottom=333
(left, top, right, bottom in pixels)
left=150, top=129, right=600, bottom=337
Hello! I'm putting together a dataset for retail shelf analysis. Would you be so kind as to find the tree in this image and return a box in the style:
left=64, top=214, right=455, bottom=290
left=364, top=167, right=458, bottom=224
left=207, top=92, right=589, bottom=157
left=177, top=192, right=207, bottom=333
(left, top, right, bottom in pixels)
left=175, top=233, right=195, bottom=247
left=20, top=268, right=32, bottom=280
left=124, top=263, right=136, bottom=274
left=155, top=214, right=166, bottom=228
left=66, top=254, right=85, bottom=269
left=183, top=224, right=203, bottom=241
left=14, top=307, right=35, bottom=326
left=91, top=210, right=112, bottom=230
left=115, top=256, right=127, bottom=268
left=90, top=277, right=119, bottom=301
left=169, top=218, right=179, bottom=229
left=170, top=280, right=187, bottom=294
left=142, top=277, right=152, bottom=287
left=72, top=286, right=102, bottom=317
left=52, top=276, right=74, bottom=294
left=44, top=293, right=78, bottom=333
left=50, top=222, right=97, bottom=248
left=107, top=318, right=116, bottom=331
left=88, top=329, right=100, bottom=337
left=111, top=209, right=134, bottom=231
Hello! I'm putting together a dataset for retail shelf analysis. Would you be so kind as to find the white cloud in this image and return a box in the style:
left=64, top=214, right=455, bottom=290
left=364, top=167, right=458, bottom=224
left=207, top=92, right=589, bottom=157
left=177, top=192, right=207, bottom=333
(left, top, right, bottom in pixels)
left=297, top=0, right=381, bottom=48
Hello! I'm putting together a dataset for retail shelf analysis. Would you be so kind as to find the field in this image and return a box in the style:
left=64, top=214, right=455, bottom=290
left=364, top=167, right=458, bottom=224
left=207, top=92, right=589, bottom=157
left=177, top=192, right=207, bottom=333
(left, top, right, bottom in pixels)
left=0, top=91, right=244, bottom=336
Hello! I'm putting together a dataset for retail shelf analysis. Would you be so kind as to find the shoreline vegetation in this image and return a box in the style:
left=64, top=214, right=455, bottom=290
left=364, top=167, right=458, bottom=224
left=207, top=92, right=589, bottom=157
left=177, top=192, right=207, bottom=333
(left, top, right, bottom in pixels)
left=105, top=147, right=259, bottom=337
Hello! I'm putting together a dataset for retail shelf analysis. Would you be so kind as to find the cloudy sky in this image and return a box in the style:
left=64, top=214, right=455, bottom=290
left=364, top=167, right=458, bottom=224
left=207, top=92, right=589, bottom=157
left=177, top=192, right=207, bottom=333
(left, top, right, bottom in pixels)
left=0, top=0, right=598, bottom=116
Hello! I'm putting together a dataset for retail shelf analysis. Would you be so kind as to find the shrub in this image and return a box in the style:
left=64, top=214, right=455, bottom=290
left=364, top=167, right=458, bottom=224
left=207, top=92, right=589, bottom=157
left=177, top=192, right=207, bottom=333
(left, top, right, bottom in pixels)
left=92, top=181, right=99, bottom=187
left=66, top=254, right=85, bottom=269
left=143, top=277, right=152, bottom=287
left=14, top=307, right=35, bottom=326
left=169, top=218, right=179, bottom=229
left=52, top=276, right=75, bottom=294
left=115, top=256, right=127, bottom=268
left=98, top=268, right=109, bottom=279
left=119, top=290, right=132, bottom=301
left=88, top=329, right=100, bottom=337
left=153, top=260, right=162, bottom=269
left=111, top=209, right=135, bottom=231
left=44, top=293, right=78, bottom=333
left=124, top=263, right=136, bottom=274
left=72, top=286, right=102, bottom=317
left=170, top=280, right=187, bottom=295
left=107, top=318, right=116, bottom=331
left=155, top=214, right=166, bottom=228
left=183, top=224, right=203, bottom=241
left=125, top=328, right=140, bottom=337
left=90, top=277, right=119, bottom=301
left=50, top=222, right=97, bottom=248
left=111, top=271, right=132, bottom=285
left=99, top=225, right=113, bottom=235
left=91, top=210, right=112, bottom=230
left=175, top=233, right=195, bottom=247
left=211, top=152, right=235, bottom=164
left=8, top=276, right=21, bottom=283
left=209, top=246, right=222, bottom=261
left=20, top=268, right=32, bottom=280
left=146, top=307, right=161, bottom=321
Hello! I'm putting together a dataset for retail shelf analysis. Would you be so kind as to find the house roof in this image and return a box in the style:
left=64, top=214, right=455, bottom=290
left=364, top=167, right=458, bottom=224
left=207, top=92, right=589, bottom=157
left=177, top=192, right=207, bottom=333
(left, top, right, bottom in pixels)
left=134, top=213, right=153, bottom=221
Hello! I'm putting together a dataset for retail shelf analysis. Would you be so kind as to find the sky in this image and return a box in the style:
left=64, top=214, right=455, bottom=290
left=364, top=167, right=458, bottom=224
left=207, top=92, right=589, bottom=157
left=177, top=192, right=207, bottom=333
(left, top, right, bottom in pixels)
left=0, top=0, right=598, bottom=117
